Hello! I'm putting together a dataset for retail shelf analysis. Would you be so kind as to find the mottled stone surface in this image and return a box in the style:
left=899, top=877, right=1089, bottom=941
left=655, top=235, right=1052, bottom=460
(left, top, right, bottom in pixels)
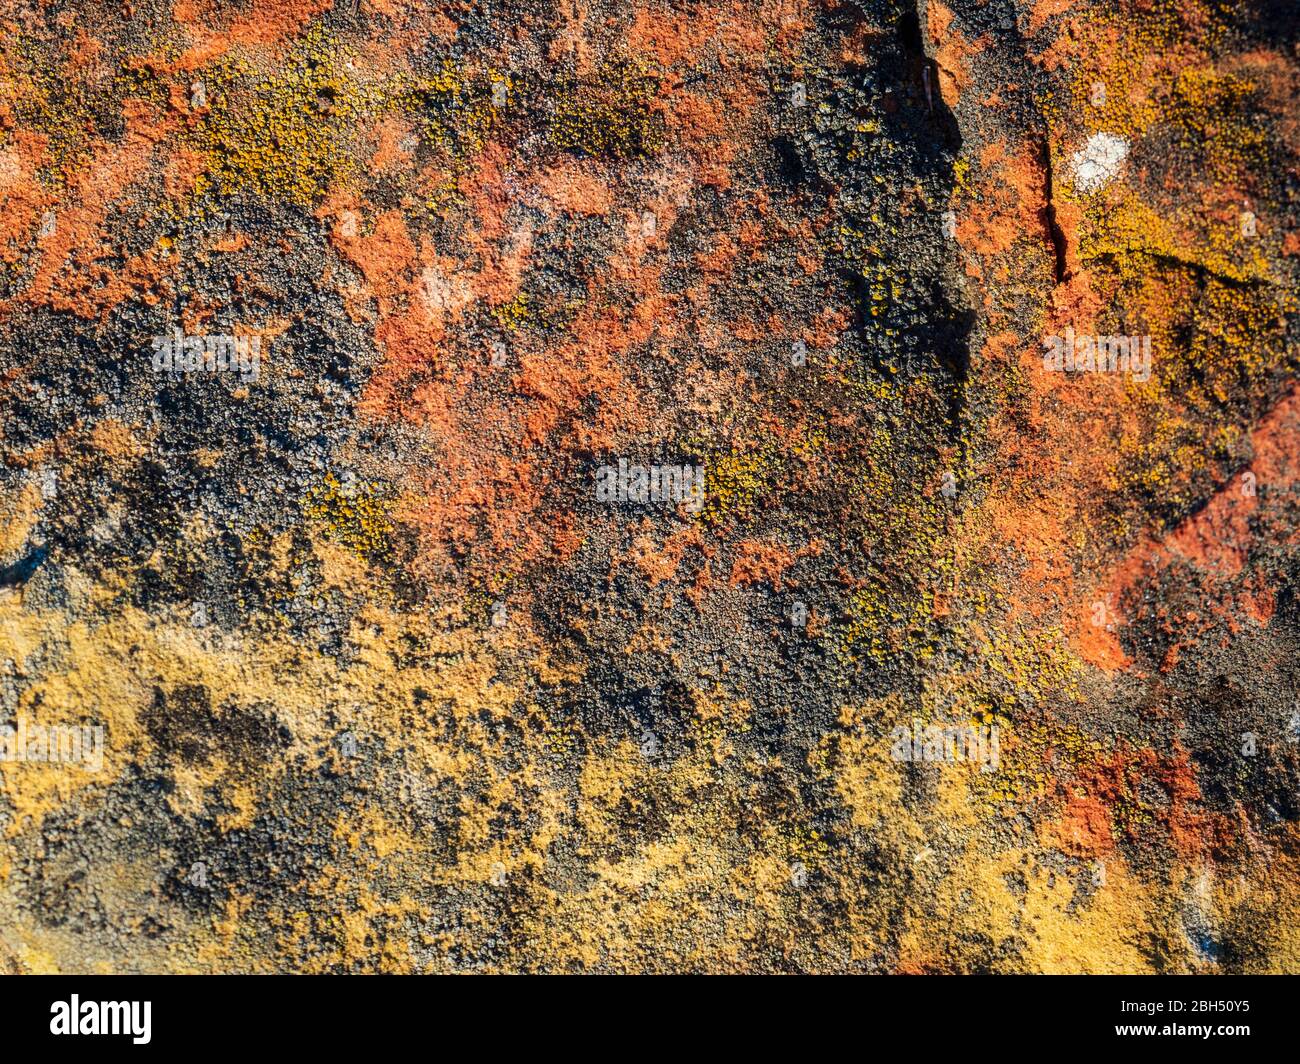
left=0, top=0, right=1298, bottom=972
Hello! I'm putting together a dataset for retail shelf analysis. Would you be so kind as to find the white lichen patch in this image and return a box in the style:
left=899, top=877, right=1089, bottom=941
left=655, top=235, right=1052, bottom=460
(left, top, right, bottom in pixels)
left=1070, top=132, right=1129, bottom=193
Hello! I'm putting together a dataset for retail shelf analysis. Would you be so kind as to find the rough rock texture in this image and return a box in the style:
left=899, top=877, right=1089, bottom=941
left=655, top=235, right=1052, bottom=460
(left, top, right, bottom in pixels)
left=0, top=0, right=1298, bottom=973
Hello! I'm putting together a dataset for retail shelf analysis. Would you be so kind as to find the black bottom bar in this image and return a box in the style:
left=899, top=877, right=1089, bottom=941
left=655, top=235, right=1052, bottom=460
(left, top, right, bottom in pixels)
left=0, top=973, right=1285, bottom=1052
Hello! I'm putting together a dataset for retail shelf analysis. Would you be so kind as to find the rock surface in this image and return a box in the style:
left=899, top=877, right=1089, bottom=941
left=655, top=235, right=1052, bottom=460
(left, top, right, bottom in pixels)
left=0, top=0, right=1298, bottom=973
